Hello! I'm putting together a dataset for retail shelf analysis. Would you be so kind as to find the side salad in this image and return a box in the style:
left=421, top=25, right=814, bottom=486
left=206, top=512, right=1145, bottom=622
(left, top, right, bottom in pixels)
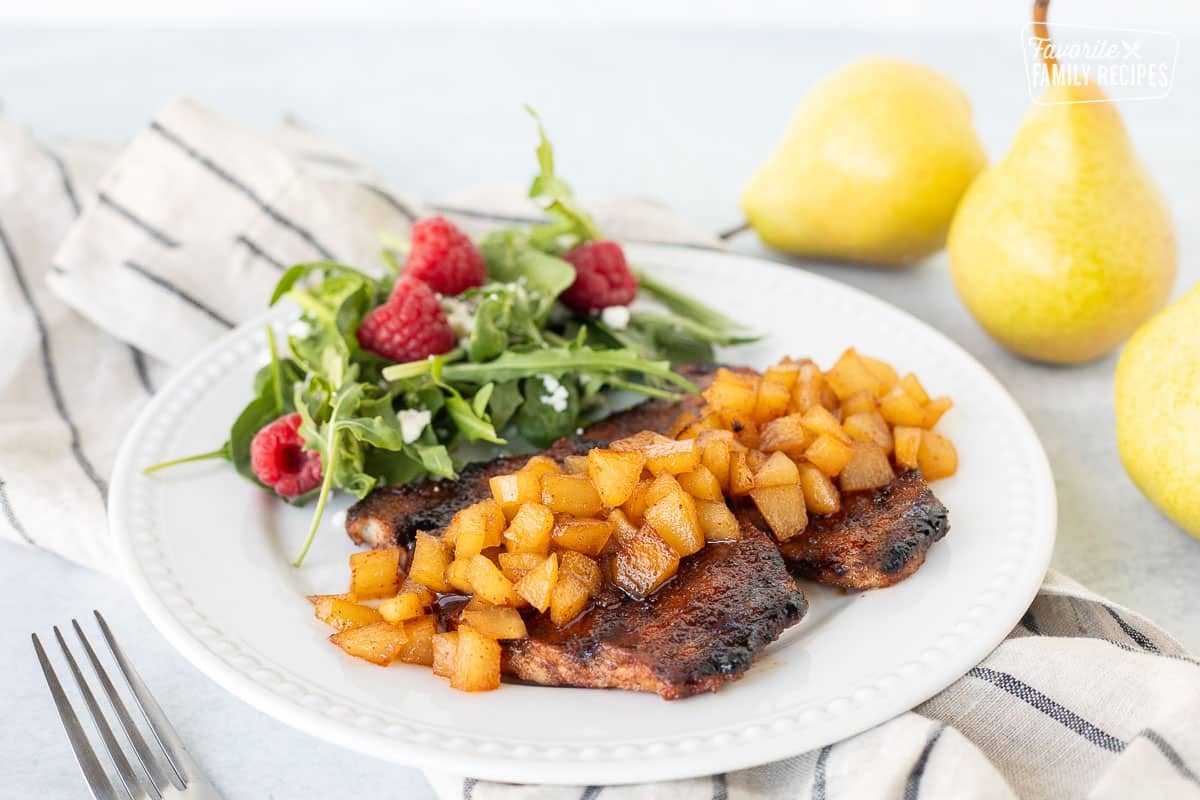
left=147, top=109, right=756, bottom=565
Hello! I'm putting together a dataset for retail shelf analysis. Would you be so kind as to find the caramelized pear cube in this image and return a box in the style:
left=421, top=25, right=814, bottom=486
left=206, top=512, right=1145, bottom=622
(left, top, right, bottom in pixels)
left=609, top=524, right=680, bottom=599
left=329, top=621, right=407, bottom=666
left=840, top=441, right=895, bottom=492
left=587, top=448, right=647, bottom=507
left=749, top=484, right=808, bottom=541
left=348, top=547, right=402, bottom=600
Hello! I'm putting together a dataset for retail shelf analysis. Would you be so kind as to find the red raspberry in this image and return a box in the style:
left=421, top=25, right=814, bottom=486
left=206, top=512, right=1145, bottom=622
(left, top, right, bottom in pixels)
left=560, top=240, right=638, bottom=312
left=250, top=413, right=323, bottom=498
left=357, top=277, right=456, bottom=363
left=403, top=216, right=487, bottom=296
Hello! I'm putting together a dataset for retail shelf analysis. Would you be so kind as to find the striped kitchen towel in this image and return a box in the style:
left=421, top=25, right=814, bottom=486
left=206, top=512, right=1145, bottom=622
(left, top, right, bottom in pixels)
left=1, top=98, right=1198, bottom=799
left=430, top=570, right=1200, bottom=799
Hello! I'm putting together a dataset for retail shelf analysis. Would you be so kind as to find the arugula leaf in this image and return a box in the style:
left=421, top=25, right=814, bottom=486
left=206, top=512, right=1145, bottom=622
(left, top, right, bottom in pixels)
left=472, top=383, right=495, bottom=417
left=329, top=436, right=375, bottom=500
left=444, top=392, right=505, bottom=445
left=633, top=269, right=749, bottom=333
left=292, top=382, right=363, bottom=566
left=486, top=380, right=524, bottom=430
left=140, top=447, right=229, bottom=475
left=467, top=293, right=511, bottom=363
left=638, top=323, right=715, bottom=366
left=592, top=310, right=759, bottom=367
left=629, top=310, right=760, bottom=347
left=415, top=444, right=456, bottom=480
left=419, top=345, right=697, bottom=395
left=515, top=251, right=575, bottom=321
left=525, top=107, right=601, bottom=246
left=270, top=261, right=381, bottom=306
left=337, top=416, right=407, bottom=450
left=228, top=395, right=284, bottom=486
left=515, top=375, right=580, bottom=448
left=364, top=447, right=425, bottom=486
left=382, top=348, right=464, bottom=382
left=265, top=326, right=285, bottom=411
left=477, top=247, right=576, bottom=325
left=478, top=229, right=525, bottom=280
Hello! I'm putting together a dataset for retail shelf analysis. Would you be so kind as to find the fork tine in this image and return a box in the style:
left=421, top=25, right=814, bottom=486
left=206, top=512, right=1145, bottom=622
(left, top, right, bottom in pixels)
left=54, top=626, right=151, bottom=800
left=32, top=633, right=122, bottom=800
left=73, top=619, right=174, bottom=795
left=93, top=611, right=190, bottom=786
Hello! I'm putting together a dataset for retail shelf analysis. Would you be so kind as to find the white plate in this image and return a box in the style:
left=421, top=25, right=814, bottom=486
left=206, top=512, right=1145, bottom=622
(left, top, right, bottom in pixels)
left=109, top=244, right=1056, bottom=785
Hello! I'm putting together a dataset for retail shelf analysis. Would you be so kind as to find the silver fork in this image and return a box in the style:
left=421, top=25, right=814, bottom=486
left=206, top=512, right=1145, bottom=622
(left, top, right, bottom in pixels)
left=32, top=610, right=223, bottom=800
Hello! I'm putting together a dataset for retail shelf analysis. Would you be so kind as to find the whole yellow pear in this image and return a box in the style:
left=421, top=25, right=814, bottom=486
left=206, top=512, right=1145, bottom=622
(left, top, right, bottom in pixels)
left=742, top=58, right=986, bottom=267
left=948, top=80, right=1176, bottom=363
left=1115, top=282, right=1200, bottom=539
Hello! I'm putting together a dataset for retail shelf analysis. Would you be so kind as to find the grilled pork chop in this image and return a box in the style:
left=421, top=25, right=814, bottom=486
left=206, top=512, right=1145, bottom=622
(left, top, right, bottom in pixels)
left=775, top=469, right=949, bottom=589
left=343, top=362, right=947, bottom=695
left=505, top=522, right=806, bottom=699
left=349, top=364, right=950, bottom=588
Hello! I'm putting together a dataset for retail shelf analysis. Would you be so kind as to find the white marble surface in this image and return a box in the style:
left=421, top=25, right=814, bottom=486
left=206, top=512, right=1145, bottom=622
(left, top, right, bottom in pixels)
left=1, top=25, right=1198, bottom=800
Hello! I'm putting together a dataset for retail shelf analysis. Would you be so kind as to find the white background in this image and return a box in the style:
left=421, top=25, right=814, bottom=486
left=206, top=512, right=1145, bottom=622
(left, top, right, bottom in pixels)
left=0, top=0, right=1196, bottom=30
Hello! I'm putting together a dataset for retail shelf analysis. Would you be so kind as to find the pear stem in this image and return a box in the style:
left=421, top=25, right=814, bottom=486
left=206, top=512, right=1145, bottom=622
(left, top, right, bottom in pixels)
left=1032, top=0, right=1058, bottom=79
left=717, top=220, right=751, bottom=241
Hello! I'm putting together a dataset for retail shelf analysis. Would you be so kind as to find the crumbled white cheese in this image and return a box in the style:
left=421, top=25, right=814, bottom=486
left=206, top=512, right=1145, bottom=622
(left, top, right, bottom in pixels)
left=539, top=373, right=569, bottom=412
left=286, top=320, right=312, bottom=339
left=329, top=508, right=347, bottom=530
left=396, top=408, right=432, bottom=444
left=441, top=296, right=477, bottom=338
left=601, top=305, right=631, bottom=330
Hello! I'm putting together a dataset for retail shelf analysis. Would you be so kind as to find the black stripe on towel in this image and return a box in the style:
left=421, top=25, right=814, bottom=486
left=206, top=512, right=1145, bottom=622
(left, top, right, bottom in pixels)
left=580, top=786, right=604, bottom=800
left=0, top=220, right=108, bottom=500
left=97, top=192, right=180, bottom=248
left=711, top=773, right=728, bottom=800
left=41, top=147, right=81, bottom=216
left=362, top=183, right=419, bottom=223
left=41, top=152, right=160, bottom=405
left=129, top=347, right=155, bottom=394
left=235, top=234, right=286, bottom=271
left=1142, top=729, right=1200, bottom=787
left=1021, top=608, right=1041, bottom=635
left=0, top=478, right=35, bottom=545
left=968, top=666, right=1125, bottom=752
left=1098, top=639, right=1200, bottom=668
left=1104, top=606, right=1159, bottom=653
left=812, top=744, right=833, bottom=800
left=903, top=724, right=946, bottom=800
left=461, top=777, right=477, bottom=800
left=148, top=121, right=337, bottom=260
left=123, top=260, right=235, bottom=329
